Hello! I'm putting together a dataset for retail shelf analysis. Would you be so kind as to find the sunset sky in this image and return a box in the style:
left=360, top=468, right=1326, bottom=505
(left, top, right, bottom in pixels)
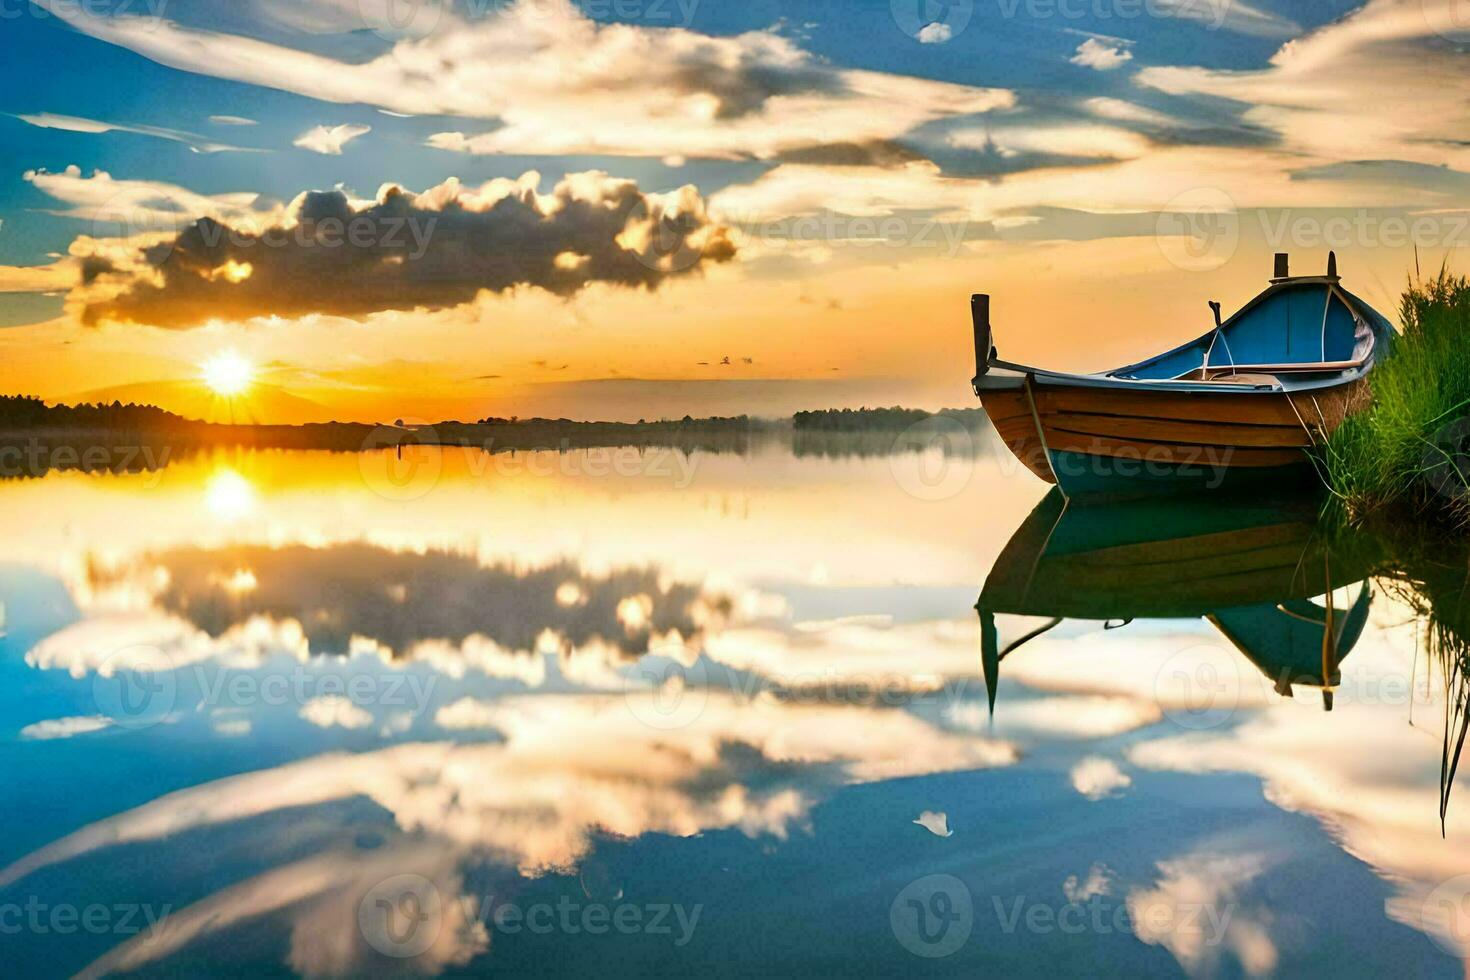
left=0, top=0, right=1466, bottom=423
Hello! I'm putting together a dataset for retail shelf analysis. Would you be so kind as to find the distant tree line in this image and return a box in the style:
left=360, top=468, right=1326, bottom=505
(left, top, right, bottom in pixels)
left=2, top=395, right=987, bottom=436
left=474, top=414, right=753, bottom=428
left=792, top=406, right=988, bottom=431
left=0, top=395, right=194, bottom=431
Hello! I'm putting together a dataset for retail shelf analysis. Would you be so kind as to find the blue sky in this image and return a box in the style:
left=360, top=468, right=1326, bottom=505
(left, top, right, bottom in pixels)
left=0, top=0, right=1360, bottom=244
left=0, top=0, right=1465, bottom=420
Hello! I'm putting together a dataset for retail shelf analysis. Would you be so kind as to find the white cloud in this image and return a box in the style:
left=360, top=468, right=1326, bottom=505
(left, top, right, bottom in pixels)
left=949, top=695, right=1162, bottom=739
left=209, top=115, right=257, bottom=126
left=0, top=692, right=1015, bottom=890
left=21, top=165, right=265, bottom=228
left=1070, top=756, right=1132, bottom=799
left=1126, top=849, right=1278, bottom=976
left=25, top=611, right=215, bottom=678
left=917, top=22, right=953, bottom=43
left=1127, top=656, right=1470, bottom=957
left=32, top=0, right=1011, bottom=161
left=702, top=2, right=1469, bottom=238
left=19, top=715, right=114, bottom=740
left=1070, top=37, right=1132, bottom=70
left=23, top=608, right=318, bottom=679
left=1063, top=862, right=1112, bottom=902
left=213, top=718, right=253, bottom=737
left=1082, top=97, right=1178, bottom=128
left=0, top=257, right=74, bottom=294
left=913, top=810, right=953, bottom=836
left=950, top=123, right=1150, bottom=160
left=435, top=696, right=502, bottom=730
left=1137, top=0, right=1470, bottom=168
left=292, top=123, right=370, bottom=155
left=704, top=619, right=979, bottom=694
left=79, top=842, right=487, bottom=979
left=13, top=112, right=254, bottom=153
left=0, top=683, right=1016, bottom=976
left=1152, top=0, right=1300, bottom=36
left=298, top=695, right=373, bottom=729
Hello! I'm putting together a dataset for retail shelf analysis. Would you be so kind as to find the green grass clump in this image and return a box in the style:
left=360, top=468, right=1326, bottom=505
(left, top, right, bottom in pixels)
left=1321, top=267, right=1470, bottom=523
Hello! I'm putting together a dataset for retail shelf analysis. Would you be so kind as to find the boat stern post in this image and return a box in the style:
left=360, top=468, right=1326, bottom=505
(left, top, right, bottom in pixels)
left=971, top=293, right=993, bottom=391
left=979, top=606, right=999, bottom=719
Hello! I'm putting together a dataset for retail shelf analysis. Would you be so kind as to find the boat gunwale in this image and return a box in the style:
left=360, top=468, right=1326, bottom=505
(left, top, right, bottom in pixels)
left=972, top=278, right=1394, bottom=398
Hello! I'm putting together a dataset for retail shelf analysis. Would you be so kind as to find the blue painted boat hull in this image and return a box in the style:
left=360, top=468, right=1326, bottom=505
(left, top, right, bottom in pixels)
left=1046, top=449, right=1318, bottom=498
left=971, top=265, right=1395, bottom=498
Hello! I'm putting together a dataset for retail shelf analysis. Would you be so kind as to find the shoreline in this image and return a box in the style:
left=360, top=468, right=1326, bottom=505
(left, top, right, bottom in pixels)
left=0, top=405, right=992, bottom=480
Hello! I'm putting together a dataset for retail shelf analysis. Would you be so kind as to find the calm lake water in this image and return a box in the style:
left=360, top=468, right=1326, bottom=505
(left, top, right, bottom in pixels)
left=3, top=428, right=1469, bottom=977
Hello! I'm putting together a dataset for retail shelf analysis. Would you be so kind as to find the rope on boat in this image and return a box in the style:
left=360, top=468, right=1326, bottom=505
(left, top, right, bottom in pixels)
left=1309, top=394, right=1330, bottom=433
left=1285, top=394, right=1318, bottom=447
left=1022, top=373, right=1062, bottom=487
left=1319, top=288, right=1333, bottom=362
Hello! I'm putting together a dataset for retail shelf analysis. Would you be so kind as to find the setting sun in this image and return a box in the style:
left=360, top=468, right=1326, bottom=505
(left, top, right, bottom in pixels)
left=201, top=351, right=256, bottom=397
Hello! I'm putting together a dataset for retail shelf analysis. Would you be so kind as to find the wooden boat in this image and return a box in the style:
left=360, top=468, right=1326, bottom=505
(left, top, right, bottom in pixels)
left=976, top=490, right=1377, bottom=714
left=972, top=252, right=1395, bottom=496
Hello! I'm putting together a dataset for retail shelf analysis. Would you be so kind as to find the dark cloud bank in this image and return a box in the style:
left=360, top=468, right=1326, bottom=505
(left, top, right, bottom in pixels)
left=82, top=173, right=736, bottom=327
left=94, top=542, right=728, bottom=658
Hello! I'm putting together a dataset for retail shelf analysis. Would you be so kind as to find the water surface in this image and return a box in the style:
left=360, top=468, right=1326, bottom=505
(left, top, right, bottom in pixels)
left=2, top=433, right=1467, bottom=977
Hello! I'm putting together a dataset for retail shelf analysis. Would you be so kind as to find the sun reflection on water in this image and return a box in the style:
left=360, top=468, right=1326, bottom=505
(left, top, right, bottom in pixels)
left=204, top=467, right=257, bottom=520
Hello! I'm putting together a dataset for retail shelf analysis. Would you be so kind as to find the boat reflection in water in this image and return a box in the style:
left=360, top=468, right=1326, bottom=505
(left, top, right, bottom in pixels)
left=980, top=487, right=1470, bottom=839
left=978, top=489, right=1376, bottom=716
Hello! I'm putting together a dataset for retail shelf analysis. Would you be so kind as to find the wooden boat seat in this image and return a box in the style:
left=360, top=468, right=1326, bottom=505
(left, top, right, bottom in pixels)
left=1168, top=368, right=1281, bottom=386
left=1198, top=372, right=1281, bottom=386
